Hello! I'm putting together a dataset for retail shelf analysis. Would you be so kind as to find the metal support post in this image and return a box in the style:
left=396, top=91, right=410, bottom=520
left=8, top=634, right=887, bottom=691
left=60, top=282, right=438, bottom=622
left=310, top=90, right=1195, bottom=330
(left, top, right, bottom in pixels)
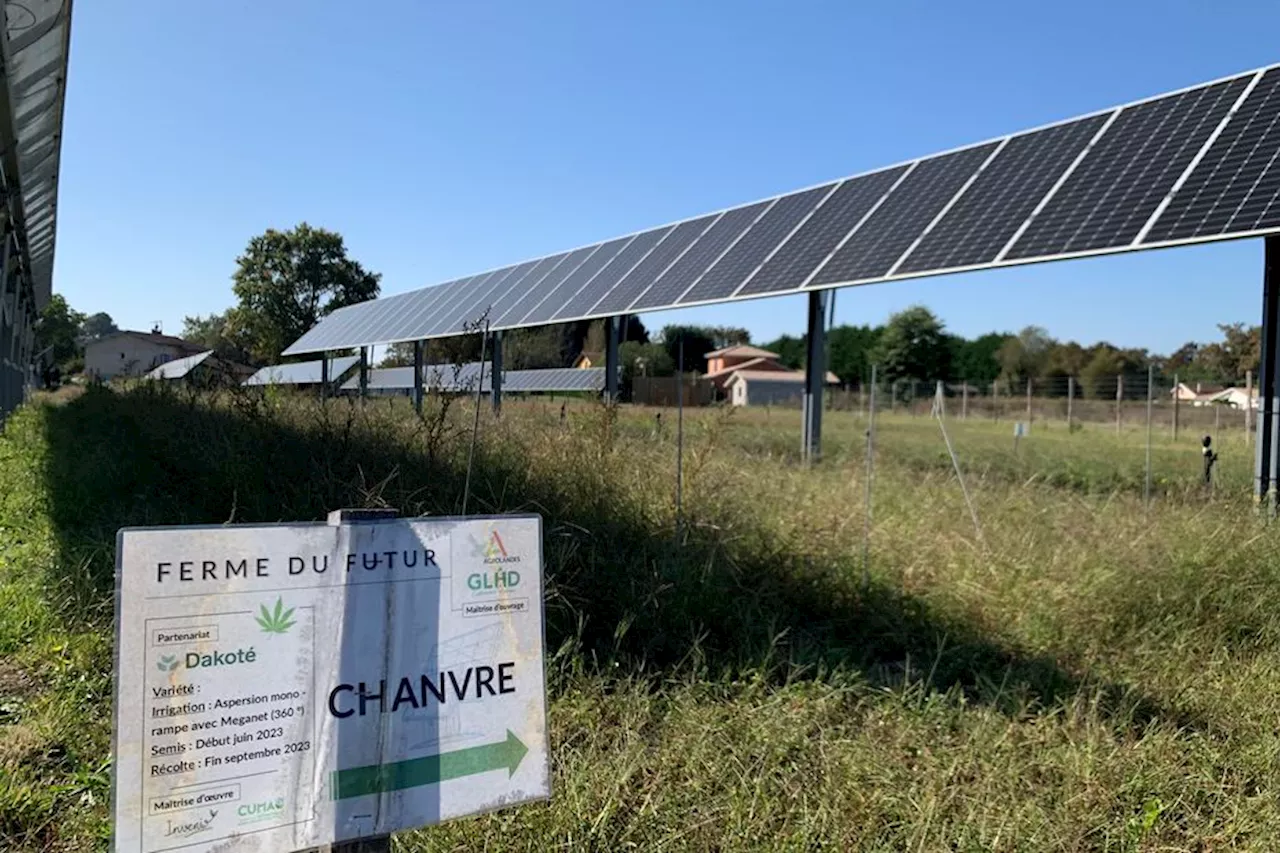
left=413, top=340, right=424, bottom=415
left=491, top=330, right=503, bottom=415
left=359, top=346, right=369, bottom=399
left=1257, top=236, right=1280, bottom=510
left=802, top=289, right=829, bottom=462
left=604, top=315, right=621, bottom=403
left=320, top=352, right=330, bottom=400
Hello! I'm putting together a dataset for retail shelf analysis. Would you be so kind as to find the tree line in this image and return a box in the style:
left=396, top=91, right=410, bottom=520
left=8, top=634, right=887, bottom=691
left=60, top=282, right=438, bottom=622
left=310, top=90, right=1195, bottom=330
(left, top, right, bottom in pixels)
left=34, top=223, right=1264, bottom=400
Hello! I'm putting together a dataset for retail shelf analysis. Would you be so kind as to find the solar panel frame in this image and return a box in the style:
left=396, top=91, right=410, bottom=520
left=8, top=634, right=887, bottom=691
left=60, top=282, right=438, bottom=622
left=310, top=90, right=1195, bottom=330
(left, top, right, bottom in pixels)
left=426, top=264, right=525, bottom=336
left=549, top=226, right=676, bottom=322
left=420, top=271, right=504, bottom=337
left=243, top=355, right=361, bottom=386
left=1005, top=73, right=1253, bottom=260
left=378, top=277, right=470, bottom=343
left=679, top=186, right=835, bottom=305
left=807, top=142, right=1000, bottom=287
left=508, top=237, right=634, bottom=327
left=283, top=62, right=1280, bottom=358
left=330, top=291, right=422, bottom=352
left=1142, top=68, right=1280, bottom=244
left=587, top=214, right=720, bottom=316
left=491, top=249, right=593, bottom=328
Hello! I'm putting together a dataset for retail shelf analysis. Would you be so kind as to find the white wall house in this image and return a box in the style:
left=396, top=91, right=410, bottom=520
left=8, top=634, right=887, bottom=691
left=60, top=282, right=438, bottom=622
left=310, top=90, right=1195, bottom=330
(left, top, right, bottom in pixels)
left=84, top=331, right=205, bottom=381
left=726, top=369, right=839, bottom=407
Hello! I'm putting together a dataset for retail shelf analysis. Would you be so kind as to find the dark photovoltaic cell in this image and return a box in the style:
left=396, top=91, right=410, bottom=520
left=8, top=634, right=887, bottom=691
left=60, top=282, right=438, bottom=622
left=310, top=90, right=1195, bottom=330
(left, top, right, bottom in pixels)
left=628, top=202, right=769, bottom=310
left=1146, top=69, right=1280, bottom=242
left=679, top=185, right=834, bottom=305
left=447, top=258, right=545, bottom=334
left=549, top=227, right=673, bottom=321
left=379, top=278, right=463, bottom=342
left=502, top=243, right=624, bottom=328
left=490, top=253, right=577, bottom=327
left=897, top=115, right=1110, bottom=273
left=809, top=143, right=998, bottom=285
left=738, top=166, right=909, bottom=296
left=427, top=264, right=524, bottom=336
left=339, top=289, right=428, bottom=349
left=589, top=215, right=717, bottom=315
left=1008, top=75, right=1252, bottom=259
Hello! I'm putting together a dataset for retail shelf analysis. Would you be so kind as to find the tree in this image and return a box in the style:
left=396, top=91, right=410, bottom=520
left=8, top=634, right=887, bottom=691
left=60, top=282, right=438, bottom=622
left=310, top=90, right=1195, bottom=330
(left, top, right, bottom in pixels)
left=761, top=333, right=805, bottom=369
left=183, top=311, right=254, bottom=365
left=231, top=223, right=381, bottom=363
left=997, top=326, right=1054, bottom=387
left=620, top=341, right=673, bottom=382
left=829, top=324, right=883, bottom=384
left=80, top=312, right=118, bottom=341
left=950, top=332, right=1010, bottom=386
left=36, top=294, right=84, bottom=370
left=871, top=306, right=950, bottom=382
left=660, top=325, right=719, bottom=372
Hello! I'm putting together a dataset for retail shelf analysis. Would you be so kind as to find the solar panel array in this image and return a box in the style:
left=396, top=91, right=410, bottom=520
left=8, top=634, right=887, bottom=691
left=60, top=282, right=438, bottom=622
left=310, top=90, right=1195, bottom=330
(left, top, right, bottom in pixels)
left=145, top=351, right=215, bottom=381
left=286, top=64, right=1280, bottom=357
left=339, top=365, right=605, bottom=394
left=243, top=356, right=360, bottom=386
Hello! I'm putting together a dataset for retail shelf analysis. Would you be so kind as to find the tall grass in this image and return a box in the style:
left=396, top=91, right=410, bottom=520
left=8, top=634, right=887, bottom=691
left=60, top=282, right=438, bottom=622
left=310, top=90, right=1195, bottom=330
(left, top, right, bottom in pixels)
left=2, top=385, right=1280, bottom=850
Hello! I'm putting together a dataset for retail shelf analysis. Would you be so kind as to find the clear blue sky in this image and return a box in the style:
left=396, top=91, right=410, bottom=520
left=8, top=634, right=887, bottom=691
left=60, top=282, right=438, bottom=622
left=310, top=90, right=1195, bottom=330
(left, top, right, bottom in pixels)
left=53, top=0, right=1280, bottom=354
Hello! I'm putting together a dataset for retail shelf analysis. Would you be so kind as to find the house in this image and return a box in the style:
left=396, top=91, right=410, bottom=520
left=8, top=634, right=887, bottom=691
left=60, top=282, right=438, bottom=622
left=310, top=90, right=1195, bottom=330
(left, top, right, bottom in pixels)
left=84, top=330, right=206, bottom=380
left=726, top=369, right=840, bottom=407
left=1206, top=386, right=1260, bottom=410
left=703, top=345, right=792, bottom=390
left=573, top=351, right=603, bottom=369
left=145, top=351, right=253, bottom=386
left=1170, top=381, right=1226, bottom=407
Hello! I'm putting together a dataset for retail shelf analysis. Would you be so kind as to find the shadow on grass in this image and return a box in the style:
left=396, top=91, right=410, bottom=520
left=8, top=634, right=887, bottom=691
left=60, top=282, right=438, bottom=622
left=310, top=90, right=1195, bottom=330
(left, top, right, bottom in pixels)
left=35, top=384, right=1201, bottom=734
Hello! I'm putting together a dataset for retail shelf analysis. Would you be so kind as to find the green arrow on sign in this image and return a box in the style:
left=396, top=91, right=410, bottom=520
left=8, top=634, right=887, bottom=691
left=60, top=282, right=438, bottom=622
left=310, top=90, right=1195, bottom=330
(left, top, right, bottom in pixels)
left=330, top=730, right=529, bottom=800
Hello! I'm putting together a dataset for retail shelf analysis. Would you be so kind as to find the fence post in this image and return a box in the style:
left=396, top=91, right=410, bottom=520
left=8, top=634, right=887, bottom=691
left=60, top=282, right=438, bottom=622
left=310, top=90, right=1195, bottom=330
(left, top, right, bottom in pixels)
left=962, top=382, right=968, bottom=420
left=1247, top=368, right=1254, bottom=445
left=910, top=379, right=918, bottom=416
left=891, top=380, right=897, bottom=412
left=862, top=364, right=878, bottom=590
left=1172, top=371, right=1179, bottom=440
left=1152, top=361, right=1162, bottom=507
left=1025, top=378, right=1032, bottom=426
left=991, top=381, right=998, bottom=420
left=1067, top=375, right=1074, bottom=429
left=1115, top=373, right=1122, bottom=435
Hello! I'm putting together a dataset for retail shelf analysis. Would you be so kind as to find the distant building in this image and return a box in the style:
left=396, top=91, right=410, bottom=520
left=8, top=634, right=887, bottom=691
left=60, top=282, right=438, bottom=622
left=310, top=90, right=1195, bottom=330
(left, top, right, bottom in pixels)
left=84, top=331, right=205, bottom=381
left=1205, top=386, right=1260, bottom=410
left=704, top=344, right=838, bottom=405
left=726, top=369, right=840, bottom=407
left=1171, top=381, right=1227, bottom=406
left=573, top=351, right=603, bottom=369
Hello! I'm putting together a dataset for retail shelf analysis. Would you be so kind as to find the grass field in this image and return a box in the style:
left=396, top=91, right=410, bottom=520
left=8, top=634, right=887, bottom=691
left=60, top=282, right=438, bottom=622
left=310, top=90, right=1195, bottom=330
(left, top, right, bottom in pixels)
left=3, top=384, right=1280, bottom=850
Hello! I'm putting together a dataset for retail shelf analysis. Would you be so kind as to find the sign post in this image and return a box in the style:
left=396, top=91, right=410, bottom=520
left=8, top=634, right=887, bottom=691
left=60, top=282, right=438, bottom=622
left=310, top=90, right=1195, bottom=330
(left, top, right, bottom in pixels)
left=111, top=512, right=549, bottom=852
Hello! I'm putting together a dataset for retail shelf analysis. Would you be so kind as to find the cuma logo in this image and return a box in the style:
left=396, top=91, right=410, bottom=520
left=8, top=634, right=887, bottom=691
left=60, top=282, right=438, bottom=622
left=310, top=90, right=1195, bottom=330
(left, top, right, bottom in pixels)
left=471, top=529, right=521, bottom=565
left=157, top=655, right=180, bottom=672
left=237, top=797, right=285, bottom=824
left=165, top=809, right=217, bottom=838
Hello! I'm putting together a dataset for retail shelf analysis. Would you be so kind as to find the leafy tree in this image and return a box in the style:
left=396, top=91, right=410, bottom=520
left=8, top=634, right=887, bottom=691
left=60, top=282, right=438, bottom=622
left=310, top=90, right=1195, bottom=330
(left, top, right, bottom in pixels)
left=997, top=326, right=1054, bottom=387
left=183, top=311, right=254, bottom=365
left=950, top=332, right=1010, bottom=385
left=828, top=324, right=882, bottom=384
left=378, top=342, right=415, bottom=368
left=660, top=325, right=719, bottom=372
left=231, top=223, right=381, bottom=363
left=762, top=333, right=805, bottom=369
left=871, top=306, right=950, bottom=382
left=620, top=341, right=673, bottom=381
left=80, top=312, right=118, bottom=341
left=36, top=294, right=85, bottom=369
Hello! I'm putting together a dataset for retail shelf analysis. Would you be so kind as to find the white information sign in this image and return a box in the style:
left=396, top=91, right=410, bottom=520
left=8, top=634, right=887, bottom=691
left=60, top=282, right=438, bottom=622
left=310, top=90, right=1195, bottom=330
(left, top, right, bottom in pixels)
left=112, top=514, right=549, bottom=852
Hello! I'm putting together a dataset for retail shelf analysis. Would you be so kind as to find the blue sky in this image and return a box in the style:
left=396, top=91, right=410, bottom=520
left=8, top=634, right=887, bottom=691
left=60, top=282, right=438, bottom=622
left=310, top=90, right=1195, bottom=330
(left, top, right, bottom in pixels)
left=53, top=0, right=1280, bottom=354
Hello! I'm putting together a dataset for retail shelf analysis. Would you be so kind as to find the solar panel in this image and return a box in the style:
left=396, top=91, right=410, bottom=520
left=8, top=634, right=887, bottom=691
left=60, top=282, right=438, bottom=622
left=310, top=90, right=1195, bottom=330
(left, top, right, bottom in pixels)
left=550, top=226, right=675, bottom=322
left=736, top=166, right=909, bottom=296
left=1145, top=69, right=1280, bottom=243
left=146, top=351, right=214, bottom=380
left=588, top=215, right=718, bottom=316
left=679, top=185, right=835, bottom=305
left=1006, top=74, right=1253, bottom=260
left=244, top=356, right=360, bottom=386
left=501, top=241, right=625, bottom=328
left=427, top=264, right=524, bottom=336
left=808, top=143, right=999, bottom=286
left=284, top=63, right=1280, bottom=358
left=896, top=115, right=1111, bottom=273
left=627, top=202, right=769, bottom=311
left=339, top=364, right=602, bottom=394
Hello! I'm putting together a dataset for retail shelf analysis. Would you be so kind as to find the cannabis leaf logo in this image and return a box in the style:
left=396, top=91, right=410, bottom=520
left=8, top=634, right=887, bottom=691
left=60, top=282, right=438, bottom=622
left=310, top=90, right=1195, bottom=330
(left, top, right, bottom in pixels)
left=256, top=597, right=296, bottom=634
left=157, top=654, right=179, bottom=672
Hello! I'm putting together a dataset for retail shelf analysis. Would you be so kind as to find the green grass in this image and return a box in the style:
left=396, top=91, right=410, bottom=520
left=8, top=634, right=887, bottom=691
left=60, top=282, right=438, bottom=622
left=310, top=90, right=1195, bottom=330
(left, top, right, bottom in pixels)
left=3, top=385, right=1280, bottom=850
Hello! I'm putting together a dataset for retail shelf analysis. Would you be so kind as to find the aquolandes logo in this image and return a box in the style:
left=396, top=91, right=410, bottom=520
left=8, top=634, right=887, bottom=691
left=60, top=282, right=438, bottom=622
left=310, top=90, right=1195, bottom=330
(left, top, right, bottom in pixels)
left=471, top=529, right=521, bottom=566
left=165, top=809, right=217, bottom=838
left=237, top=797, right=285, bottom=825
